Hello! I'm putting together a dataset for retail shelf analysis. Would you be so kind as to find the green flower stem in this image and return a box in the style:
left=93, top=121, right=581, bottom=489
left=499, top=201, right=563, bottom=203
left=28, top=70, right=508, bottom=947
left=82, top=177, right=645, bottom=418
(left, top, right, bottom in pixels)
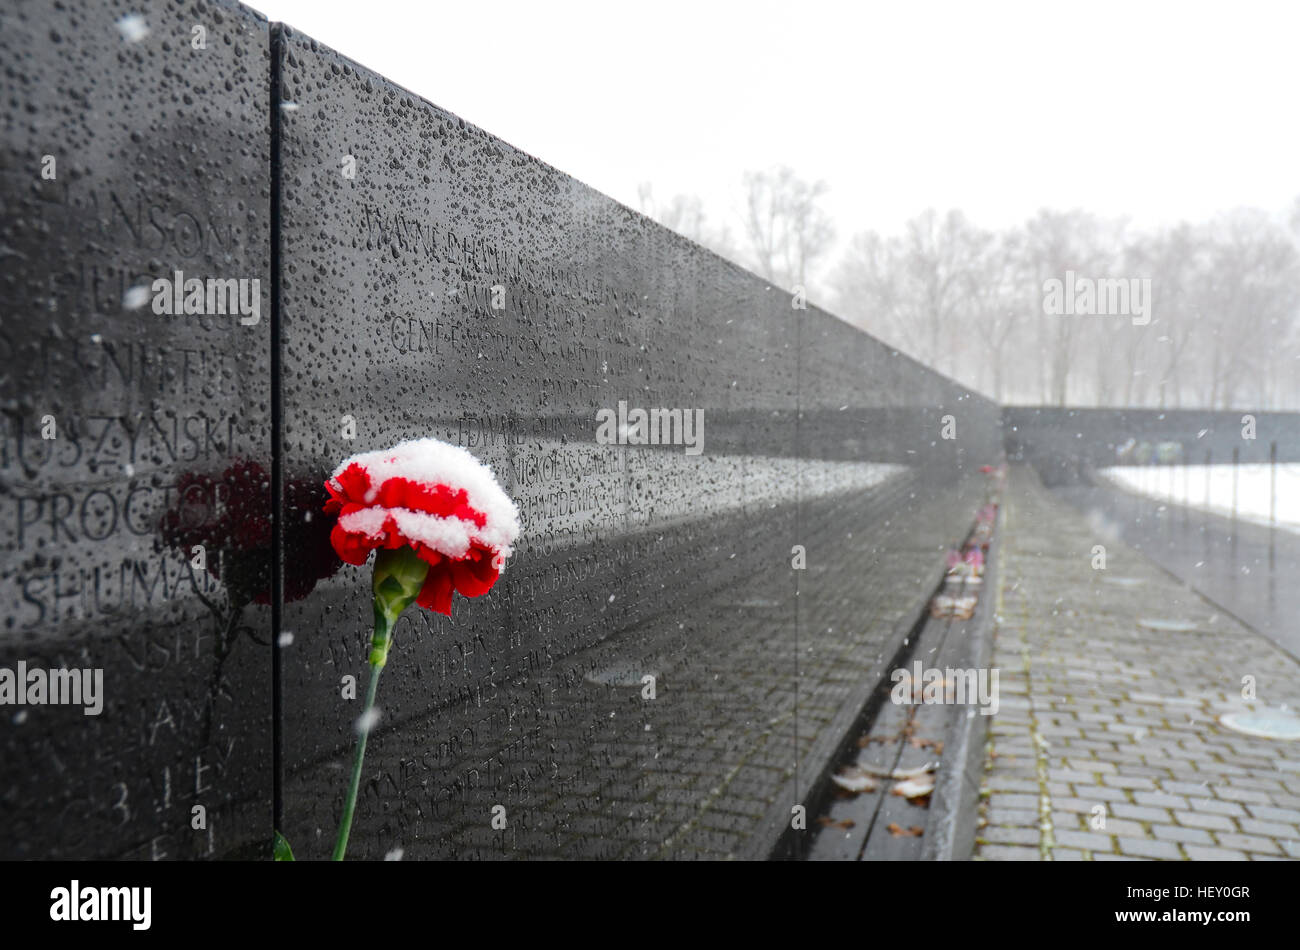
left=333, top=660, right=381, bottom=861
left=332, top=546, right=429, bottom=861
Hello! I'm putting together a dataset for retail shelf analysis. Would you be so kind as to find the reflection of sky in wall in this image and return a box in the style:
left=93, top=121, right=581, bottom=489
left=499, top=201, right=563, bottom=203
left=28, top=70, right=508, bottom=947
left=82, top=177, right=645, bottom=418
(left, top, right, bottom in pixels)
left=1100, top=464, right=1300, bottom=533
left=514, top=442, right=907, bottom=551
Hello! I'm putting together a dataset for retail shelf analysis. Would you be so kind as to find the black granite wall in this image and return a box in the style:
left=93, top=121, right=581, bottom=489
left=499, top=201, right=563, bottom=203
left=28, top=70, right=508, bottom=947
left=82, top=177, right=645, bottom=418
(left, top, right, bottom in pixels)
left=0, top=0, right=1000, bottom=860
left=0, top=0, right=272, bottom=859
left=1005, top=407, right=1300, bottom=485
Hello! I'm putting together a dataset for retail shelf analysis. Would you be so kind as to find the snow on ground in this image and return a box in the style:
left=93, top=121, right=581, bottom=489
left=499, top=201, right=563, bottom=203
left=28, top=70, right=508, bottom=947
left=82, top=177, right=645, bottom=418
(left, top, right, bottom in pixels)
left=1099, top=463, right=1300, bottom=534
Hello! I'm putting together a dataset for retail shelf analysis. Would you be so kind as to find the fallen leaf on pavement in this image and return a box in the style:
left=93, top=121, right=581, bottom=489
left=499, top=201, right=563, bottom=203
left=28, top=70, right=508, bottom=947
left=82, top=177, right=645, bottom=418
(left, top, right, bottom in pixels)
left=891, top=775, right=937, bottom=799
left=890, top=763, right=938, bottom=780
left=886, top=823, right=924, bottom=837
left=831, top=768, right=880, bottom=794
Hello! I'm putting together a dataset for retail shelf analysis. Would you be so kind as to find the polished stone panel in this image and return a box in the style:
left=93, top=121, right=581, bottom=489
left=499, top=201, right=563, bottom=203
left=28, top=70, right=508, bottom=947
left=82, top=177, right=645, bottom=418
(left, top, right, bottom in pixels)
left=0, top=2, right=1004, bottom=862
left=1004, top=407, right=1300, bottom=485
left=275, top=26, right=1000, bottom=859
left=0, top=0, right=272, bottom=859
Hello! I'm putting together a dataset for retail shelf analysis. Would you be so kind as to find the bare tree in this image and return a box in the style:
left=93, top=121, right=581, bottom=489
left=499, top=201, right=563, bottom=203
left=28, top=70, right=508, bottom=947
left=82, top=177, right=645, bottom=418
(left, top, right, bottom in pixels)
left=832, top=210, right=992, bottom=381
left=636, top=182, right=737, bottom=261
left=741, top=166, right=835, bottom=295
left=1021, top=210, right=1124, bottom=406
left=658, top=179, right=1300, bottom=411
left=968, top=229, right=1030, bottom=403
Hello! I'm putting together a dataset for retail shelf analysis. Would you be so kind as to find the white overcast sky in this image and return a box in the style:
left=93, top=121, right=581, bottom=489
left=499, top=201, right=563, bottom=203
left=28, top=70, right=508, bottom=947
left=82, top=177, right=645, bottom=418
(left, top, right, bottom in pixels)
left=249, top=0, right=1300, bottom=245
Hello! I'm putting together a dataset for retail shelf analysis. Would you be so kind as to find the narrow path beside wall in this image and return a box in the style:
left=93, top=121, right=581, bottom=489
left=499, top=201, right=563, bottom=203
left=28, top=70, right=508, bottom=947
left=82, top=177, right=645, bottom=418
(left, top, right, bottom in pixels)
left=976, top=467, right=1300, bottom=861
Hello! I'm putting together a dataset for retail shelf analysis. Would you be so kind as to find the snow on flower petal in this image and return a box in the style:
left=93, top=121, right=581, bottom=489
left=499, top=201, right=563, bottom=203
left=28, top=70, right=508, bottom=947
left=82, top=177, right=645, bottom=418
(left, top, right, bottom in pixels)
left=324, top=438, right=521, bottom=614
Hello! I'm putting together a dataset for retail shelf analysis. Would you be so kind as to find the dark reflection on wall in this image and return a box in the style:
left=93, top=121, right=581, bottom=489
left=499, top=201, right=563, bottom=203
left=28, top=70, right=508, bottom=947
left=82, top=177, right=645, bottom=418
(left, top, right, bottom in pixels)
left=0, top=0, right=273, bottom=859
left=274, top=24, right=1001, bottom=860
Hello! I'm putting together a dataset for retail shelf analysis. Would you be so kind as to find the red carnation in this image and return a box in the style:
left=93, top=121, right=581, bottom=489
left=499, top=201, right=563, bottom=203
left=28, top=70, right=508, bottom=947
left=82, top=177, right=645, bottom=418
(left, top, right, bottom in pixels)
left=316, top=437, right=520, bottom=861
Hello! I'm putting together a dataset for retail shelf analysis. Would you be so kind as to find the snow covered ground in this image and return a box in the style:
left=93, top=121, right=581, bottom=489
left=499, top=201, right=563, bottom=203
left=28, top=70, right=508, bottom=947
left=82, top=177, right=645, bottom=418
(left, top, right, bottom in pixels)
left=1099, top=463, right=1300, bottom=534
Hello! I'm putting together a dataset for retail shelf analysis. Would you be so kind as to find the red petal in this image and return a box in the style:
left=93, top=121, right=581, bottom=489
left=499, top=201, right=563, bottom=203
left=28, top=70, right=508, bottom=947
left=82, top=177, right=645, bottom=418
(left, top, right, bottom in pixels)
left=373, top=478, right=487, bottom=527
left=327, top=463, right=372, bottom=506
left=417, top=563, right=455, bottom=615
left=330, top=522, right=374, bottom=566
left=451, top=548, right=499, bottom=598
left=414, top=546, right=445, bottom=569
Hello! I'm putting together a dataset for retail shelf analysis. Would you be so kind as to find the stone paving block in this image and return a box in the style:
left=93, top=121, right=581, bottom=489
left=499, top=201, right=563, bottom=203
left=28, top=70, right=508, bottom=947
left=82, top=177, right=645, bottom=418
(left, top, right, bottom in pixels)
left=1151, top=824, right=1214, bottom=845
left=1213, top=787, right=1272, bottom=804
left=982, top=826, right=1040, bottom=846
left=1049, top=769, right=1101, bottom=784
left=990, top=793, right=1042, bottom=811
left=1183, top=845, right=1249, bottom=861
left=987, top=808, right=1040, bottom=827
left=1133, top=792, right=1189, bottom=809
left=978, top=844, right=1041, bottom=861
left=1163, top=771, right=1214, bottom=787
left=1062, top=758, right=1118, bottom=773
left=1111, top=803, right=1174, bottom=823
left=1053, top=829, right=1113, bottom=852
left=1226, top=776, right=1286, bottom=793
left=1187, top=797, right=1247, bottom=817
left=1237, top=818, right=1300, bottom=840
left=987, top=777, right=1039, bottom=794
left=1246, top=804, right=1300, bottom=823
left=1053, top=797, right=1105, bottom=814
left=1174, top=810, right=1239, bottom=833
left=1213, top=833, right=1282, bottom=854
left=1118, top=838, right=1184, bottom=860
left=1098, top=818, right=1149, bottom=839
left=1124, top=766, right=1177, bottom=780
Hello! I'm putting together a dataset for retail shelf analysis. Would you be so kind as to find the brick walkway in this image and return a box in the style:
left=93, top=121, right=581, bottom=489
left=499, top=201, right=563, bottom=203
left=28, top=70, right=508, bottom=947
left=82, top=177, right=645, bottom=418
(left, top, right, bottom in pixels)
left=976, top=467, right=1300, bottom=861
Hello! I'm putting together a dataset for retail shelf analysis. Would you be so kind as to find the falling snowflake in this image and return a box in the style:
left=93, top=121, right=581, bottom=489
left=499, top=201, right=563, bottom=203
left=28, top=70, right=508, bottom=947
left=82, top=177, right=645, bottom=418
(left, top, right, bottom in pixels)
left=122, top=285, right=151, bottom=310
left=116, top=14, right=149, bottom=43
left=355, top=707, right=382, bottom=734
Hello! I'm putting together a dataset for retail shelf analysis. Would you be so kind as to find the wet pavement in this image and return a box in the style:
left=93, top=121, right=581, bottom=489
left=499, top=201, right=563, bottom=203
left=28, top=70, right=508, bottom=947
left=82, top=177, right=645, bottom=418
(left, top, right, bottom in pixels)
left=976, top=467, right=1300, bottom=861
left=1055, top=477, right=1300, bottom=659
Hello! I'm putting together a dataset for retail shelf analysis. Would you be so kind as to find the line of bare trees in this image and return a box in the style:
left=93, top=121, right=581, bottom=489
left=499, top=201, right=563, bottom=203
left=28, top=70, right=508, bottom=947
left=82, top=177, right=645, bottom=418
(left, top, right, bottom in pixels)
left=640, top=171, right=1300, bottom=410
